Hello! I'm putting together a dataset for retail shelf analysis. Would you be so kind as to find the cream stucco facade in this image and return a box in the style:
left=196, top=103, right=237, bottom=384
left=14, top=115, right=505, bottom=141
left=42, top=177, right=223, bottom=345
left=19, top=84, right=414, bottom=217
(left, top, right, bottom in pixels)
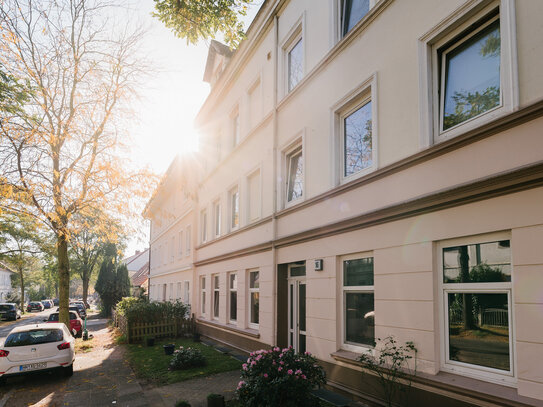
left=146, top=1, right=543, bottom=405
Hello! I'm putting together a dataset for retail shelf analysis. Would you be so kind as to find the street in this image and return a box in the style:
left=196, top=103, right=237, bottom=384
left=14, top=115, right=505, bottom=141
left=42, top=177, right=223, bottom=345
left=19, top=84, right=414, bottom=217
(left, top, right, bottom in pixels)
left=0, top=308, right=55, bottom=341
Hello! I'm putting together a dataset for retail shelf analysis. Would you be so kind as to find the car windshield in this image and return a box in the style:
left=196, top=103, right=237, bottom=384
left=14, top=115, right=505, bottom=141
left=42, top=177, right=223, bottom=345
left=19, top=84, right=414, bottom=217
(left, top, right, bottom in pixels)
left=0, top=305, right=13, bottom=311
left=5, top=329, right=63, bottom=347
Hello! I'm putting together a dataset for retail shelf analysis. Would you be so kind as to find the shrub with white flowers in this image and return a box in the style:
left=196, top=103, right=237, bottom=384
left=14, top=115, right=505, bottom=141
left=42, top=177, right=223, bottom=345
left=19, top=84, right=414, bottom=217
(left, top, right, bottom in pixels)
left=169, top=346, right=206, bottom=370
left=236, top=346, right=326, bottom=407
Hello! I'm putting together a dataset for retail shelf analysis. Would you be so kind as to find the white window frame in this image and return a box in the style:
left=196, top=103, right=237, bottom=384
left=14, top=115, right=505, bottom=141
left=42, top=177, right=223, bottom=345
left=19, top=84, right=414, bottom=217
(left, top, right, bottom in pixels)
left=200, top=276, right=206, bottom=317
left=186, top=225, right=191, bottom=256
left=170, top=236, right=175, bottom=263
left=332, top=74, right=378, bottom=186
left=200, top=209, right=208, bottom=243
left=177, top=282, right=182, bottom=300
left=231, top=106, right=241, bottom=148
left=228, top=272, right=238, bottom=324
left=212, top=274, right=220, bottom=320
left=228, top=185, right=240, bottom=232
left=340, top=252, right=375, bottom=353
left=247, top=75, right=262, bottom=131
left=248, top=269, right=260, bottom=330
left=437, top=231, right=515, bottom=386
left=418, top=0, right=518, bottom=147
left=339, top=0, right=377, bottom=38
left=279, top=14, right=305, bottom=99
left=213, top=199, right=222, bottom=238
left=284, top=139, right=304, bottom=207
left=184, top=281, right=190, bottom=304
left=245, top=167, right=262, bottom=224
left=178, top=230, right=183, bottom=257
left=169, top=283, right=174, bottom=300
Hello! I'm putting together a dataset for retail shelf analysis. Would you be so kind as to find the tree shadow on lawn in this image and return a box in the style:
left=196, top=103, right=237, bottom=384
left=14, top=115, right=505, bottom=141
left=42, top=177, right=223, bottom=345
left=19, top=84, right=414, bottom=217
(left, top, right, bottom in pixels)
left=124, top=338, right=242, bottom=388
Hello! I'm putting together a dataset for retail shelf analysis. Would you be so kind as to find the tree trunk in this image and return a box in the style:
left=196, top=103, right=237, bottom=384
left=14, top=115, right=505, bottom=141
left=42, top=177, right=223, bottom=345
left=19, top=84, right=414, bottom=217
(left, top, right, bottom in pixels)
left=19, top=268, right=25, bottom=314
left=57, top=233, right=71, bottom=329
left=82, top=275, right=89, bottom=306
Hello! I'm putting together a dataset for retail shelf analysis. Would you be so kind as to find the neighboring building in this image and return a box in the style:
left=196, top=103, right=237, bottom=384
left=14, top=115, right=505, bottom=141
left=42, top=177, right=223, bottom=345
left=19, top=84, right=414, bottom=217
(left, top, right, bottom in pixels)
left=146, top=1, right=543, bottom=405
left=144, top=156, right=198, bottom=307
left=123, top=248, right=149, bottom=278
left=0, top=263, right=15, bottom=302
left=130, top=261, right=149, bottom=297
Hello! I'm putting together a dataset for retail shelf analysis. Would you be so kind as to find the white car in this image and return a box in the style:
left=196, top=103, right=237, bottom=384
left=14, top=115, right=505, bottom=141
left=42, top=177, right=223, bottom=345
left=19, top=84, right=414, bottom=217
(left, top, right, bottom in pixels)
left=0, top=323, right=75, bottom=382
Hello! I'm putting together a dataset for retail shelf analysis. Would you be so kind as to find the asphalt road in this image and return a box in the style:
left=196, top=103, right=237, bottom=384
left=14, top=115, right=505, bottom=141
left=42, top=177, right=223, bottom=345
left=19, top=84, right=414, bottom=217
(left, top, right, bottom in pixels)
left=0, top=308, right=55, bottom=341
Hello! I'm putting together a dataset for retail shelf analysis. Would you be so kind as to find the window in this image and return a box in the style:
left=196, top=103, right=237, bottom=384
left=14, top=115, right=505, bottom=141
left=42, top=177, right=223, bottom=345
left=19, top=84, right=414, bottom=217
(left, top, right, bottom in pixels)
left=178, top=230, right=183, bottom=257
left=186, top=225, right=191, bottom=255
left=439, top=14, right=500, bottom=132
left=162, top=284, right=167, bottom=301
left=247, top=169, right=261, bottom=222
left=440, top=236, right=513, bottom=383
left=248, top=79, right=261, bottom=129
left=184, top=281, right=190, bottom=304
left=229, top=273, right=237, bottom=323
left=201, top=209, right=208, bottom=243
left=342, top=0, right=371, bottom=37
left=248, top=270, right=259, bottom=328
left=229, top=186, right=240, bottom=230
left=170, top=236, right=175, bottom=263
left=169, top=283, right=174, bottom=300
left=177, top=282, right=182, bottom=300
left=286, top=145, right=303, bottom=203
left=213, top=200, right=221, bottom=238
left=288, top=38, right=303, bottom=92
left=213, top=274, right=220, bottom=319
left=420, top=1, right=518, bottom=144
left=232, top=110, right=240, bottom=147
left=343, top=100, right=373, bottom=178
left=201, top=276, right=206, bottom=315
left=342, top=255, right=374, bottom=350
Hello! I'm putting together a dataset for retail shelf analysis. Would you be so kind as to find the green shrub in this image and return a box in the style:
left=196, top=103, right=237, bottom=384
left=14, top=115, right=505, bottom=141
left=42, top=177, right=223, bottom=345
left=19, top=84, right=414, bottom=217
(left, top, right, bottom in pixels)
left=169, top=346, right=206, bottom=370
left=358, top=336, right=418, bottom=407
left=236, top=347, right=326, bottom=407
left=175, top=400, right=191, bottom=407
left=115, top=297, right=189, bottom=324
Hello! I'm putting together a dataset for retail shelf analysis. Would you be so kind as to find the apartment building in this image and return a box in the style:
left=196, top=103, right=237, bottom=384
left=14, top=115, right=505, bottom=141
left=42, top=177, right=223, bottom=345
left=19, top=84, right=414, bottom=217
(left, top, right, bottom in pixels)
left=144, top=156, right=198, bottom=308
left=146, top=1, right=543, bottom=405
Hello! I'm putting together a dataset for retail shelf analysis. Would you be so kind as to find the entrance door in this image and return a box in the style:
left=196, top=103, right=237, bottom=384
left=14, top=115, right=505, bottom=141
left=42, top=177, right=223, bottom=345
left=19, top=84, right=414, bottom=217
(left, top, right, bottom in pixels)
left=287, top=263, right=306, bottom=353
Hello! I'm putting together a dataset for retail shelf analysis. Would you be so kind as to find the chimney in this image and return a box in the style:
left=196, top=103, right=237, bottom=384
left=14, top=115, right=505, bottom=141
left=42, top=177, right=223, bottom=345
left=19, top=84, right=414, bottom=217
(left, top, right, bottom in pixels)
left=136, top=250, right=141, bottom=255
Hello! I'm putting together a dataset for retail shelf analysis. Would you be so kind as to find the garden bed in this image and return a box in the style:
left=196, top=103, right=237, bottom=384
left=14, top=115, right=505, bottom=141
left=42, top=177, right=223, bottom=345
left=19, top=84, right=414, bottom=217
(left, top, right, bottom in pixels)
left=124, top=338, right=242, bottom=386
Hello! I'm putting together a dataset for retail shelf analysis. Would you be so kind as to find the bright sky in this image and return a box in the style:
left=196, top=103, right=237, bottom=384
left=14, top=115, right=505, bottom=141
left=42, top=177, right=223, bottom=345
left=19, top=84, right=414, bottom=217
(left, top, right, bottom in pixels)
left=124, top=1, right=262, bottom=256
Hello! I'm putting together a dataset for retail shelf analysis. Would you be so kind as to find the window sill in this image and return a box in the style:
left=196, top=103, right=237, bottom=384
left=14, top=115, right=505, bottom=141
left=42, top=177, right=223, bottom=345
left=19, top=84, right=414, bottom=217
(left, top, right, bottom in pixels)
left=196, top=318, right=260, bottom=339
left=331, top=351, right=542, bottom=406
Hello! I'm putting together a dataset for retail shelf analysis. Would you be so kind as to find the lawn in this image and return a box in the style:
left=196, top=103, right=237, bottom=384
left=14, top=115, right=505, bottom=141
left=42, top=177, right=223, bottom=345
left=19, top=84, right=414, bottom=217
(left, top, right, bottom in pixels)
left=124, top=338, right=242, bottom=386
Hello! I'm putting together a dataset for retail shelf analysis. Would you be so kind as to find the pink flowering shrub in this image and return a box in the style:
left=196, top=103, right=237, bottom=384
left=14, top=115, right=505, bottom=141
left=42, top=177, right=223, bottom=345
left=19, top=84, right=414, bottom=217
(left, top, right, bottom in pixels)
left=236, top=347, right=326, bottom=406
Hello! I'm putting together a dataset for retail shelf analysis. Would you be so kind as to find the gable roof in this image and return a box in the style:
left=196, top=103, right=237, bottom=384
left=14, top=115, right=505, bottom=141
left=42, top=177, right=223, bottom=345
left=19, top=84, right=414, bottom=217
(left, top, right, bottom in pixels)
left=131, top=261, right=149, bottom=287
left=0, top=262, right=15, bottom=274
left=123, top=248, right=149, bottom=269
left=203, top=40, right=234, bottom=83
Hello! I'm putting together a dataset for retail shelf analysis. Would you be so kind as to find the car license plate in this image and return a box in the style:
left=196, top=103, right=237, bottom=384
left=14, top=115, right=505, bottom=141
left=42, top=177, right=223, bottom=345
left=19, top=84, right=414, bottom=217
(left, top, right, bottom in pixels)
left=19, top=362, right=47, bottom=372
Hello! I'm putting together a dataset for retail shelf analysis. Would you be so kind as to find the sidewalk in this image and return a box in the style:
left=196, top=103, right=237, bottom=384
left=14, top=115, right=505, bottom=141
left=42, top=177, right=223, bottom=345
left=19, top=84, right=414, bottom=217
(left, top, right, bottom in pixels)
left=143, top=370, right=240, bottom=407
left=61, top=319, right=150, bottom=407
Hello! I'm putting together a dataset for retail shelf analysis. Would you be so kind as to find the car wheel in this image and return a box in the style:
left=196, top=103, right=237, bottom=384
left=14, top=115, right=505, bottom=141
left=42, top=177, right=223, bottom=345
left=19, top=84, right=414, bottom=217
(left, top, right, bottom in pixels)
left=63, top=364, right=74, bottom=377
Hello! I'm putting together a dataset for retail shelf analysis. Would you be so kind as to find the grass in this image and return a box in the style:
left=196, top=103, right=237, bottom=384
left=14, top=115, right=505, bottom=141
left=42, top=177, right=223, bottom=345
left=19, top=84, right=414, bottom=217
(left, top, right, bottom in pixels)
left=124, top=338, right=242, bottom=386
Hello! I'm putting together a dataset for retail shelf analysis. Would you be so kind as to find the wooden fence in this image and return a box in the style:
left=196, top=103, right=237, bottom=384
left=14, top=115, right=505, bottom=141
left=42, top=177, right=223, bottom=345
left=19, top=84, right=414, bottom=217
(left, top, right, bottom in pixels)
left=112, top=307, right=195, bottom=344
